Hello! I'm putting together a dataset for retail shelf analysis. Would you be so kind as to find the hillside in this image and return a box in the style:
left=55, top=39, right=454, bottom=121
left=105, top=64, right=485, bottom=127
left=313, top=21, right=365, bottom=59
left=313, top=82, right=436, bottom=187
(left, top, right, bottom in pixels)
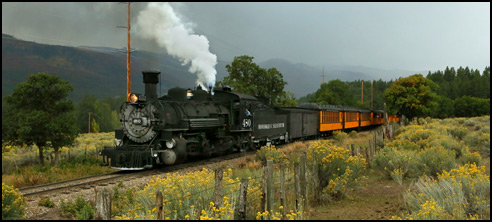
left=2, top=35, right=203, bottom=101
left=2, top=34, right=425, bottom=101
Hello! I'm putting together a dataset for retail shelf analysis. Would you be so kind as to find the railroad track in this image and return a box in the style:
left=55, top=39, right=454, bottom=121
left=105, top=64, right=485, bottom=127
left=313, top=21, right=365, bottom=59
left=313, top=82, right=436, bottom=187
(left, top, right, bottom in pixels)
left=18, top=171, right=128, bottom=197
left=19, top=150, right=256, bottom=198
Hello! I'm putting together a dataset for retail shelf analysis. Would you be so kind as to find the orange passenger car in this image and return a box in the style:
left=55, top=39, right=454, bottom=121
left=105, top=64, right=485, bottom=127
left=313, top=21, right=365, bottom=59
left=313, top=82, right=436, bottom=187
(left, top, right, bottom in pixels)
left=388, top=114, right=400, bottom=123
left=343, top=107, right=360, bottom=130
left=359, top=109, right=371, bottom=127
left=319, top=104, right=344, bottom=133
left=371, top=110, right=384, bottom=125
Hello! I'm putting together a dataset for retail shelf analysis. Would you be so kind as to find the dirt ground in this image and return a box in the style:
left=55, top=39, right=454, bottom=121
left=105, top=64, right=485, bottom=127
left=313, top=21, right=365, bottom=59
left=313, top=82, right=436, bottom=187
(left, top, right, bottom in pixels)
left=307, top=170, right=408, bottom=220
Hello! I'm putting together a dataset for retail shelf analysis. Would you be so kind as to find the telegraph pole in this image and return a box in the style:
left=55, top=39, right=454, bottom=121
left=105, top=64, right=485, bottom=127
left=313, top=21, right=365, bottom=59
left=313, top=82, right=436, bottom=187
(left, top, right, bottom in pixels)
left=88, top=112, right=92, bottom=133
left=371, top=81, right=373, bottom=109
left=361, top=81, right=364, bottom=104
left=126, top=2, right=131, bottom=102
left=118, top=2, right=132, bottom=102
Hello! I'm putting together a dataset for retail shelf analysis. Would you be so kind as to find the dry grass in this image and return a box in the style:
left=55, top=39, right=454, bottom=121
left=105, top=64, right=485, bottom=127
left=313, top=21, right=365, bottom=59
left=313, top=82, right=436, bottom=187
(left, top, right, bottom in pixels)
left=281, top=141, right=308, bottom=155
left=341, top=130, right=379, bottom=148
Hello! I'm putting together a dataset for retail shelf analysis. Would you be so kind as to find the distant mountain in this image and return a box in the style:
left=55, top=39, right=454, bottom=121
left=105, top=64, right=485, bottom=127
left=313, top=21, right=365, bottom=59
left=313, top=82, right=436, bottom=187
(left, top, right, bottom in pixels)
left=2, top=33, right=425, bottom=101
left=3, top=35, right=127, bottom=101
left=257, top=58, right=427, bottom=98
left=2, top=34, right=223, bottom=101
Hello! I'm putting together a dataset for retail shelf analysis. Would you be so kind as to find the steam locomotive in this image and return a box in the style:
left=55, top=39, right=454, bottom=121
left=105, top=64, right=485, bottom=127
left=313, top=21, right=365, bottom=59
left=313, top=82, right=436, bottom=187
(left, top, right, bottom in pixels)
left=100, top=70, right=398, bottom=170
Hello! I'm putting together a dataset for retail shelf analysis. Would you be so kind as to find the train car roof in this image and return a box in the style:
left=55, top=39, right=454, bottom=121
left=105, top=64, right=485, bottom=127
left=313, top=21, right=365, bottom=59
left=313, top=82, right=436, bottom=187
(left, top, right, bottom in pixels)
left=318, top=104, right=344, bottom=111
left=334, top=105, right=371, bottom=113
left=371, top=109, right=384, bottom=113
left=298, top=102, right=320, bottom=110
left=213, top=87, right=258, bottom=101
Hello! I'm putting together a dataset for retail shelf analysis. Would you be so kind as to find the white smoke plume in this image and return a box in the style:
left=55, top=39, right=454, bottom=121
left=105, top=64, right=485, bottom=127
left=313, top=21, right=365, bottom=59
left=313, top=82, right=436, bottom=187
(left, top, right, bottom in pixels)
left=135, top=2, right=217, bottom=89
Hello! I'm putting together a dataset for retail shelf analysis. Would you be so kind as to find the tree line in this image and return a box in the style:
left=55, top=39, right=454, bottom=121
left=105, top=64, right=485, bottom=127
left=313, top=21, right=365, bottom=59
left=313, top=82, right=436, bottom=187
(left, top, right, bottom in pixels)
left=425, top=66, right=490, bottom=118
left=298, top=66, right=490, bottom=120
left=298, top=79, right=392, bottom=111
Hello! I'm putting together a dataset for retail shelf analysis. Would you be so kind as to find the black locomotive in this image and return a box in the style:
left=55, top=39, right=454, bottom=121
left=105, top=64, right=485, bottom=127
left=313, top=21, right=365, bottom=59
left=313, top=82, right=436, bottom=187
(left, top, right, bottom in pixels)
left=100, top=70, right=391, bottom=170
left=100, top=70, right=292, bottom=170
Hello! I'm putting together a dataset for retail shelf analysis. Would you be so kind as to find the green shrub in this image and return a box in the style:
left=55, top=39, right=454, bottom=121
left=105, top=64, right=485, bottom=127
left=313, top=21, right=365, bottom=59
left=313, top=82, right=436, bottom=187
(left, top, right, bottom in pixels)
left=390, top=168, right=404, bottom=185
left=463, top=130, right=490, bottom=155
left=447, top=126, right=468, bottom=141
left=417, top=117, right=427, bottom=125
left=60, top=200, right=76, bottom=218
left=372, top=146, right=419, bottom=179
left=463, top=119, right=475, bottom=126
left=417, top=146, right=457, bottom=177
left=386, top=140, right=420, bottom=151
left=38, top=196, right=55, bottom=208
left=60, top=195, right=94, bottom=219
left=76, top=203, right=94, bottom=220
left=348, top=130, right=357, bottom=138
left=333, top=130, right=348, bottom=143
left=2, top=183, right=26, bottom=220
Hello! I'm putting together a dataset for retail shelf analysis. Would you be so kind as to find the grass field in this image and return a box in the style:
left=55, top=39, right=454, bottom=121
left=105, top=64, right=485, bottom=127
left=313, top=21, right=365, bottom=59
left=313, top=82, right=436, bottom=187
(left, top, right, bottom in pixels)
left=2, top=132, right=117, bottom=188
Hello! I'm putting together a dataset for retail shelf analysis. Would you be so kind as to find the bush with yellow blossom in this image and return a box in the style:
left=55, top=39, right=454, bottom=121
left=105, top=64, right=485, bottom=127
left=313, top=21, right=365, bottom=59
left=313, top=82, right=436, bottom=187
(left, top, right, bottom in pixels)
left=256, top=145, right=287, bottom=165
left=395, top=163, right=490, bottom=220
left=374, top=116, right=484, bottom=179
left=115, top=167, right=264, bottom=220
left=2, top=183, right=27, bottom=220
left=307, top=140, right=366, bottom=200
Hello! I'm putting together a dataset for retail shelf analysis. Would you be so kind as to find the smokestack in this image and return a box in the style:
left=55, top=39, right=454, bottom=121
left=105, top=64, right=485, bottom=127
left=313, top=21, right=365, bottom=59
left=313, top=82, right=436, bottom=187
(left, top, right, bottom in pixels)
left=142, top=70, right=160, bottom=100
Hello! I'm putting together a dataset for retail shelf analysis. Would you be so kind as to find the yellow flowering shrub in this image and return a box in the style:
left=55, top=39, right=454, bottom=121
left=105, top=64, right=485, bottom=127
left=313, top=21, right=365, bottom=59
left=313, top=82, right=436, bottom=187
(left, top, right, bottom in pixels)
left=256, top=209, right=303, bottom=220
left=2, top=183, right=26, bottom=220
left=375, top=116, right=483, bottom=178
left=307, top=140, right=366, bottom=200
left=116, top=167, right=263, bottom=220
left=256, top=145, right=287, bottom=165
left=392, top=200, right=452, bottom=220
left=399, top=163, right=490, bottom=220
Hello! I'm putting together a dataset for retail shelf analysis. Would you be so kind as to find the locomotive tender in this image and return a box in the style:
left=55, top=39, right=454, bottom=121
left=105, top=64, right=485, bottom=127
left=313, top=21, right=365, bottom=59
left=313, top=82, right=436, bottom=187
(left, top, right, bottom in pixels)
left=100, top=70, right=398, bottom=170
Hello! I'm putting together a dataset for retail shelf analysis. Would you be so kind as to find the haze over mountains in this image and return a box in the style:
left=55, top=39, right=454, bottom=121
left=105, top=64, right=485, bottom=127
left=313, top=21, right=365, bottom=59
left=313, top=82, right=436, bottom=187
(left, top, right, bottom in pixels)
left=2, top=33, right=426, bottom=101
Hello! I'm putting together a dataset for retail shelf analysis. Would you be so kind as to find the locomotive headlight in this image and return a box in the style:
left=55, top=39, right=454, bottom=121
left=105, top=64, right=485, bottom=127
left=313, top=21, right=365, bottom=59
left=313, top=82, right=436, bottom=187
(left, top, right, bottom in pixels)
left=115, top=138, right=123, bottom=146
left=129, top=93, right=138, bottom=103
left=165, top=139, right=176, bottom=149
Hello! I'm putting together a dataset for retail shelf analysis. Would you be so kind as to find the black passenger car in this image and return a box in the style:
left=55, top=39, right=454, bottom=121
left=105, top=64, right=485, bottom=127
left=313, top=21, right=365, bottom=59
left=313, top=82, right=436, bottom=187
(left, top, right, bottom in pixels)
left=276, top=107, right=318, bottom=141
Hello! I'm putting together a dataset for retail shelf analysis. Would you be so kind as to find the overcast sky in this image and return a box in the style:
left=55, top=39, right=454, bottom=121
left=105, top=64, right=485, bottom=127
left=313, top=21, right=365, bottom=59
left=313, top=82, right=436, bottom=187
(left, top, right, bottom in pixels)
left=2, top=2, right=490, bottom=72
